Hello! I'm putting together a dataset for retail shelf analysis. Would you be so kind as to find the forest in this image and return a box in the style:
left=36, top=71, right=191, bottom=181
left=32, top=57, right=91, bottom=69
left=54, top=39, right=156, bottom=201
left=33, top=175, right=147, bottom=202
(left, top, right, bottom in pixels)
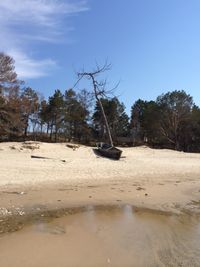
left=1, top=52, right=200, bottom=152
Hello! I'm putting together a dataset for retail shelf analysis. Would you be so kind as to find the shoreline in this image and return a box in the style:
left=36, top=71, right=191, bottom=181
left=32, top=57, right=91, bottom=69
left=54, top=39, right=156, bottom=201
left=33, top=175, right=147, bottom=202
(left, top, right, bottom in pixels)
left=0, top=142, right=200, bottom=232
left=0, top=176, right=200, bottom=234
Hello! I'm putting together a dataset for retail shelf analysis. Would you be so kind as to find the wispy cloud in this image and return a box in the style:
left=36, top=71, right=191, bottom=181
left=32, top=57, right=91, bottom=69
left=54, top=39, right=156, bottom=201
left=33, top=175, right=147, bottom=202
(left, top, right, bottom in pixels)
left=9, top=50, right=57, bottom=79
left=0, top=0, right=88, bottom=79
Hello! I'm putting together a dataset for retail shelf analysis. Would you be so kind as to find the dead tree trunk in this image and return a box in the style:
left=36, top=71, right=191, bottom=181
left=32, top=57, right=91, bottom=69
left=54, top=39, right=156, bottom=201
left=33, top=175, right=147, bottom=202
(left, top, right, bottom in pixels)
left=90, top=74, right=113, bottom=146
left=77, top=65, right=114, bottom=146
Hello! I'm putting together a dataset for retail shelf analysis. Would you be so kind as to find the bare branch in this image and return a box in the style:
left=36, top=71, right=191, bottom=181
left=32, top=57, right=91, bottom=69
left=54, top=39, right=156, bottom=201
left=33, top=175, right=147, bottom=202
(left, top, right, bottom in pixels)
left=72, top=75, right=84, bottom=89
left=74, top=61, right=115, bottom=146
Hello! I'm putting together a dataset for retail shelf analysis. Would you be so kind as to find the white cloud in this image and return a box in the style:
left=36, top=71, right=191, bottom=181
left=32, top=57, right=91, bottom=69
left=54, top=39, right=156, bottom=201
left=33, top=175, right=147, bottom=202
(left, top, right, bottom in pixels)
left=0, top=0, right=88, bottom=79
left=9, top=50, right=57, bottom=79
left=0, top=0, right=88, bottom=26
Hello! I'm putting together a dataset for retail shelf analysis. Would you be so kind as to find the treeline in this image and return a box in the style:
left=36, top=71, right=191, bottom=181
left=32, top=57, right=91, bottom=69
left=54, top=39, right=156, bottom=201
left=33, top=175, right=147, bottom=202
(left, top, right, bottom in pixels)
left=0, top=52, right=200, bottom=152
left=130, top=91, right=200, bottom=152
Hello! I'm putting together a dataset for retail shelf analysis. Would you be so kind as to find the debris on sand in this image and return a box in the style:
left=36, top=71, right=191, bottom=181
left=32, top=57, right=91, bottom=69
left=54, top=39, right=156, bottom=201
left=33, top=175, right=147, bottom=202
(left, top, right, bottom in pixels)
left=66, top=144, right=79, bottom=151
left=22, top=141, right=40, bottom=150
left=31, top=155, right=51, bottom=160
left=136, top=187, right=145, bottom=191
left=3, top=191, right=26, bottom=195
left=0, top=207, right=12, bottom=216
left=9, top=145, right=19, bottom=150
left=31, top=155, right=66, bottom=163
left=9, top=141, right=40, bottom=151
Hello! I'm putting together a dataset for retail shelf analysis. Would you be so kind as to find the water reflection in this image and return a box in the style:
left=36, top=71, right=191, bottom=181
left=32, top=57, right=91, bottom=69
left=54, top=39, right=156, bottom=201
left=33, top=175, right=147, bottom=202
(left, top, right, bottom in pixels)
left=0, top=205, right=200, bottom=267
left=122, top=204, right=134, bottom=220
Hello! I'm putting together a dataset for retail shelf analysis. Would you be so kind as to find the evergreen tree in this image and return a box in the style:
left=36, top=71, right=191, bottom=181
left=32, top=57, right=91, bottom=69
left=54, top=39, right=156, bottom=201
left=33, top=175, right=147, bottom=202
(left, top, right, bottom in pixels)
left=93, top=97, right=129, bottom=142
left=48, top=89, right=65, bottom=142
left=156, top=90, right=193, bottom=150
left=21, top=87, right=39, bottom=137
left=64, top=89, right=90, bottom=142
left=130, top=99, right=161, bottom=145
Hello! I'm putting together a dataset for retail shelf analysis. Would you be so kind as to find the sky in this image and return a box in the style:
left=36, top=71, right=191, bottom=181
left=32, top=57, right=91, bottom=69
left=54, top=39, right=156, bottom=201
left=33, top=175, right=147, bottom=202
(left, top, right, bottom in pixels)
left=1, top=0, right=200, bottom=114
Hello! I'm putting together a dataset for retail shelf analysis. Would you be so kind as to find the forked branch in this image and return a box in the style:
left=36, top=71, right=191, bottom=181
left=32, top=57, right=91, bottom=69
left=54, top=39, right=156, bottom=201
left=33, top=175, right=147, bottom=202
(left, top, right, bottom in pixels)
left=75, top=62, right=117, bottom=146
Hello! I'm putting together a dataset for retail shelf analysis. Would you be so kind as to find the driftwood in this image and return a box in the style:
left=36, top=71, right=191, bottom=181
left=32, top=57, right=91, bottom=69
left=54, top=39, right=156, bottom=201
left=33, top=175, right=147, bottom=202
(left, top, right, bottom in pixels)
left=31, top=155, right=66, bottom=162
left=31, top=155, right=51, bottom=159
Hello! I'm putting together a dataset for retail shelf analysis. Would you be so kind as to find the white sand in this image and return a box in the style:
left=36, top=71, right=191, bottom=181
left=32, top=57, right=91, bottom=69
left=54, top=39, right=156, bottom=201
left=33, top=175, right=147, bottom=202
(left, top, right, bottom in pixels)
left=0, top=141, right=200, bottom=186
left=0, top=141, right=200, bottom=213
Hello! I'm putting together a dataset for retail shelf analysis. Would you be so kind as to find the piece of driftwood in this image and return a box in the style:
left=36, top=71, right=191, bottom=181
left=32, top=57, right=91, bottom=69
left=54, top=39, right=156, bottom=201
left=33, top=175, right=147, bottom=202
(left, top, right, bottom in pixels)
left=31, top=155, right=66, bottom=162
left=31, top=155, right=51, bottom=159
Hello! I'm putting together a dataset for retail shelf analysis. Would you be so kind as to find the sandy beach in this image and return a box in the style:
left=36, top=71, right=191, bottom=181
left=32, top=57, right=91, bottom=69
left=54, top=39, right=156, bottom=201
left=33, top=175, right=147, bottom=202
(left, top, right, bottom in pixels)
left=0, top=141, right=200, bottom=218
left=0, top=141, right=200, bottom=266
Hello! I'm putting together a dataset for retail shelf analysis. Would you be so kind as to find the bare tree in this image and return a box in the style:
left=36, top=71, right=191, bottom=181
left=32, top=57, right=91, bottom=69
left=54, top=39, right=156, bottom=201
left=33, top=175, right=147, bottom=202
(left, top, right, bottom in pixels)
left=0, top=53, right=19, bottom=97
left=20, top=87, right=39, bottom=137
left=0, top=53, right=17, bottom=84
left=76, top=62, right=117, bottom=146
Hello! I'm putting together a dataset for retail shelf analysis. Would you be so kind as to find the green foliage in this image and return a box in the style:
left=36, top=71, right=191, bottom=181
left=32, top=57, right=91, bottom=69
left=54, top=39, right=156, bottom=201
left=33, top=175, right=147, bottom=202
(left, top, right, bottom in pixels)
left=93, top=97, right=129, bottom=142
left=63, top=89, right=90, bottom=142
left=156, top=90, right=193, bottom=150
left=20, top=87, right=39, bottom=137
left=1, top=52, right=200, bottom=151
left=48, top=89, right=65, bottom=141
left=130, top=90, right=197, bottom=151
left=131, top=99, right=161, bottom=143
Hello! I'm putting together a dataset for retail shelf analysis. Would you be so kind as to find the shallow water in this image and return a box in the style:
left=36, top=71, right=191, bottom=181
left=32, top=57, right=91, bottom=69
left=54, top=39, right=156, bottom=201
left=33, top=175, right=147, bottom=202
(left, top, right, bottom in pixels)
left=0, top=205, right=200, bottom=267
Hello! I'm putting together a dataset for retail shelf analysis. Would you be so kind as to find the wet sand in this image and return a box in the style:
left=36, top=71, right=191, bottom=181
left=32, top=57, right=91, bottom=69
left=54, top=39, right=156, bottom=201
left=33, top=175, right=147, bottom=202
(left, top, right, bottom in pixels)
left=0, top=205, right=200, bottom=267
left=0, top=177, right=200, bottom=226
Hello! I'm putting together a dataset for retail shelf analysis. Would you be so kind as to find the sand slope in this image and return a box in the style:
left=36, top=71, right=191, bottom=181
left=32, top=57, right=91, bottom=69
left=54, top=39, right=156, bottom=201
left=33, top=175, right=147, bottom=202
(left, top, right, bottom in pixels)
left=0, top=142, right=200, bottom=214
left=0, top=142, right=200, bottom=186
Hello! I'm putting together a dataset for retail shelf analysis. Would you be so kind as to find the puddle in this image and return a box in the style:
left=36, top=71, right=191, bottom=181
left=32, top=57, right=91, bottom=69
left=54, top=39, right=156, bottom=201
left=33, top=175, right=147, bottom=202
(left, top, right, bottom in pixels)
left=0, top=205, right=200, bottom=267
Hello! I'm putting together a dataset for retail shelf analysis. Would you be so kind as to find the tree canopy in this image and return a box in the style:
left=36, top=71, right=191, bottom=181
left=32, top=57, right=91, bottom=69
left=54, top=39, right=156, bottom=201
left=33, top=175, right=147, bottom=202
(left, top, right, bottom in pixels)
left=0, top=52, right=200, bottom=152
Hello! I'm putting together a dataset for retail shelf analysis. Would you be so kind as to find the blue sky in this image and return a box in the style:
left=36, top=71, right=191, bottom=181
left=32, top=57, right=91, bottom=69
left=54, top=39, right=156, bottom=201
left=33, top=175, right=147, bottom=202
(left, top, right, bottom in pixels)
left=1, top=0, right=200, bottom=113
